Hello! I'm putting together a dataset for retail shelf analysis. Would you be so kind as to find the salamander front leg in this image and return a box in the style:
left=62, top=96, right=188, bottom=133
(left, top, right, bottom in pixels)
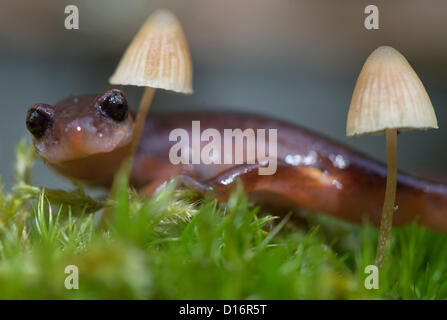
left=140, top=174, right=214, bottom=197
left=169, top=174, right=214, bottom=195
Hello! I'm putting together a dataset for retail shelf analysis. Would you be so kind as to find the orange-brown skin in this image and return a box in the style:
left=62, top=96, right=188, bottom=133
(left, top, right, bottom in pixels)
left=26, top=90, right=447, bottom=232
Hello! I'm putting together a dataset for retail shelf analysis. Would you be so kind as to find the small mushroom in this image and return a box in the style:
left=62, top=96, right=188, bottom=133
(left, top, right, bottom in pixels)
left=346, top=46, right=438, bottom=268
left=109, top=9, right=193, bottom=157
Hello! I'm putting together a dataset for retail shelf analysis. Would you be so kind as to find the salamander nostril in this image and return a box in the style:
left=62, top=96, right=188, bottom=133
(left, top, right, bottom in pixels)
left=98, top=89, right=128, bottom=122
left=26, top=104, right=54, bottom=139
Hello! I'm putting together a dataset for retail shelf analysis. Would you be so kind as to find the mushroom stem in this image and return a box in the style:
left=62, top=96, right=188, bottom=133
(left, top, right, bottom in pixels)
left=101, top=88, right=155, bottom=228
left=129, top=87, right=156, bottom=158
left=375, top=128, right=398, bottom=269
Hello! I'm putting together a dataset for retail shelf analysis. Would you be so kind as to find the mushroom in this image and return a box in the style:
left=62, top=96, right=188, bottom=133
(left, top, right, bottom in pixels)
left=346, top=46, right=438, bottom=268
left=109, top=9, right=193, bottom=157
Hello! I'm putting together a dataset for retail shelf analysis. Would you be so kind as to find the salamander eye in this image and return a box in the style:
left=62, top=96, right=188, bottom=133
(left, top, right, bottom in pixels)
left=26, top=104, right=54, bottom=139
left=98, top=90, right=128, bottom=122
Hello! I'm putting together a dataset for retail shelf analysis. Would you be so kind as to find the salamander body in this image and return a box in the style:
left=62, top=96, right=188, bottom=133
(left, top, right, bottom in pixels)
left=25, top=89, right=447, bottom=232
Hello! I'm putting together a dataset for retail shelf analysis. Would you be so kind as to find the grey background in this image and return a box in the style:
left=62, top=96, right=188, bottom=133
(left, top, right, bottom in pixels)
left=0, top=0, right=446, bottom=190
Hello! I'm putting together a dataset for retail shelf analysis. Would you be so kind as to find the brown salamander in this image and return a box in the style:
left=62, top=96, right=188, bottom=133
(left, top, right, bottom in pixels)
left=25, top=89, right=447, bottom=232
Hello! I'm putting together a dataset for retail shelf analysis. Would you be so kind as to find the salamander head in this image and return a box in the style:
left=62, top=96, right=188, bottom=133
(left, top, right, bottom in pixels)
left=26, top=89, right=134, bottom=164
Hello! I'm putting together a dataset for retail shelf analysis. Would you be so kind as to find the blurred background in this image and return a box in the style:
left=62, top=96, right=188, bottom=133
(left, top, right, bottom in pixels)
left=0, top=0, right=445, bottom=189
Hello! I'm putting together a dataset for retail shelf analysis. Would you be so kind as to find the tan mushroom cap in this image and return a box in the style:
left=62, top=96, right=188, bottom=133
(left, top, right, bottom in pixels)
left=347, top=46, right=438, bottom=136
left=109, top=9, right=193, bottom=94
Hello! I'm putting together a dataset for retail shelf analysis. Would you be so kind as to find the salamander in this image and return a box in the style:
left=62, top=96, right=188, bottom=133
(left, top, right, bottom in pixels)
left=25, top=89, right=447, bottom=232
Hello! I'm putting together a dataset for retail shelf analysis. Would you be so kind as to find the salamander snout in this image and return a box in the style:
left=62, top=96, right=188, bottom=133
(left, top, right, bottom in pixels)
left=26, top=104, right=55, bottom=139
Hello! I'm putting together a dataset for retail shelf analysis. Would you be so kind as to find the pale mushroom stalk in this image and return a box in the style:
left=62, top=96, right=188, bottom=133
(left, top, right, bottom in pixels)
left=375, top=128, right=397, bottom=268
left=129, top=88, right=156, bottom=158
left=346, top=46, right=438, bottom=268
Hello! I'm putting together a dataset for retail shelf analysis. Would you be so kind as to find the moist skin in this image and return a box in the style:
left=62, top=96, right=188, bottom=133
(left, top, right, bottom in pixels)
left=27, top=92, right=447, bottom=232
